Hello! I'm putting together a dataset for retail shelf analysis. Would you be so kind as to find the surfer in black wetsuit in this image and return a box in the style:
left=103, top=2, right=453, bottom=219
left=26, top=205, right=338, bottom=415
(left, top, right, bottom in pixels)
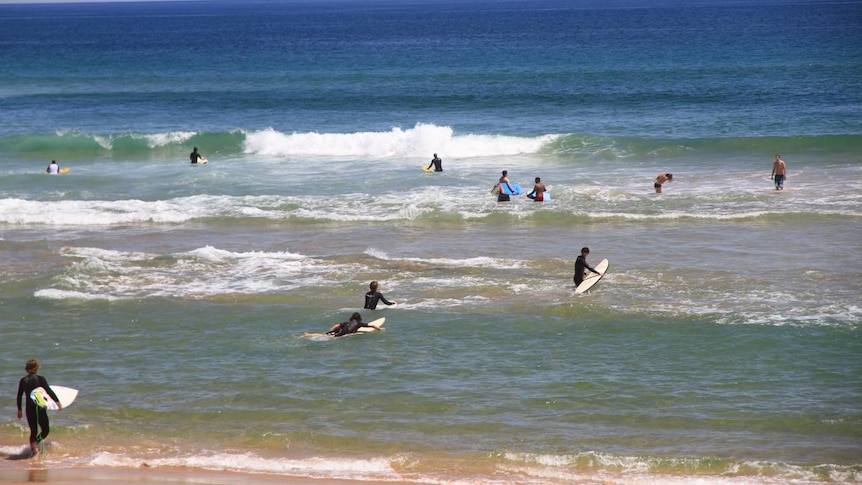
left=426, top=153, right=443, bottom=172
left=189, top=146, right=203, bottom=164
left=325, top=312, right=368, bottom=337
left=16, top=359, right=61, bottom=457
left=364, top=281, right=396, bottom=310
left=574, top=247, right=601, bottom=286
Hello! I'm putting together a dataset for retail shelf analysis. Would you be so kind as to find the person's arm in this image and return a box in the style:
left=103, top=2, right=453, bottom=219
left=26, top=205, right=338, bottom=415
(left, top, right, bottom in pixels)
left=41, top=377, right=62, bottom=409
left=379, top=292, right=394, bottom=306
left=16, top=379, right=25, bottom=413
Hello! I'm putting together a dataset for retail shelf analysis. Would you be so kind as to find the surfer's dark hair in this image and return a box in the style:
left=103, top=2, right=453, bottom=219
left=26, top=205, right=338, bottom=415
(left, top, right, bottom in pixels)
left=581, top=247, right=590, bottom=254
left=350, top=312, right=362, bottom=322
left=369, top=281, right=378, bottom=292
left=25, top=359, right=40, bottom=374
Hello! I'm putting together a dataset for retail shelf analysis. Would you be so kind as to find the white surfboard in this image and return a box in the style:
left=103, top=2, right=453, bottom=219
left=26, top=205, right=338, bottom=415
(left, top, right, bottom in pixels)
left=575, top=258, right=609, bottom=294
left=303, top=317, right=385, bottom=337
left=30, top=386, right=78, bottom=411
left=199, top=157, right=208, bottom=164
left=355, top=317, right=385, bottom=332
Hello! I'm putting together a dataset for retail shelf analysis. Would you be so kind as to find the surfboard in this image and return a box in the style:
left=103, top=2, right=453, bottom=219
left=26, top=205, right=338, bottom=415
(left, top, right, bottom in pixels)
left=59, top=167, right=70, bottom=174
left=356, top=317, right=385, bottom=332
left=30, top=386, right=78, bottom=410
left=199, top=158, right=208, bottom=164
left=530, top=192, right=551, bottom=201
left=303, top=317, right=385, bottom=338
left=422, top=165, right=434, bottom=172
left=492, top=182, right=523, bottom=196
left=575, top=258, right=609, bottom=294
left=501, top=182, right=522, bottom=195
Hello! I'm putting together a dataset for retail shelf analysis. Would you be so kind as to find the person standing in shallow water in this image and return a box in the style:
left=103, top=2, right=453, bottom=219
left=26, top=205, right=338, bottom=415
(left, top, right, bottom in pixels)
left=573, top=247, right=602, bottom=287
left=364, top=280, right=396, bottom=310
left=17, top=359, right=61, bottom=457
left=495, top=170, right=514, bottom=201
left=426, top=153, right=443, bottom=172
left=772, top=154, right=787, bottom=190
left=527, top=176, right=546, bottom=201
left=189, top=146, right=204, bottom=164
left=654, top=172, right=673, bottom=193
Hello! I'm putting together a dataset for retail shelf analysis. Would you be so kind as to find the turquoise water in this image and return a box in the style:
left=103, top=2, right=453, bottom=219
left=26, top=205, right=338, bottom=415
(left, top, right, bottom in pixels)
left=1, top=0, right=861, bottom=483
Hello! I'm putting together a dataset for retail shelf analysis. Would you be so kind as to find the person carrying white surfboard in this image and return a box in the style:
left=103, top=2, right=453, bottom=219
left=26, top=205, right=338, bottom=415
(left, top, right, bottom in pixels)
left=364, top=281, right=396, bottom=310
left=16, top=359, right=60, bottom=457
left=574, top=247, right=603, bottom=287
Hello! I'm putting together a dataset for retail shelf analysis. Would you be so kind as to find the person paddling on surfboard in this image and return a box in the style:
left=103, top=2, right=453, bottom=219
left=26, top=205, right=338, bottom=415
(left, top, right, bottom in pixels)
left=574, top=247, right=602, bottom=287
left=16, top=359, right=61, bottom=457
left=304, top=312, right=369, bottom=338
left=45, top=160, right=60, bottom=174
left=364, top=281, right=396, bottom=310
left=426, top=153, right=443, bottom=172
left=189, top=146, right=205, bottom=165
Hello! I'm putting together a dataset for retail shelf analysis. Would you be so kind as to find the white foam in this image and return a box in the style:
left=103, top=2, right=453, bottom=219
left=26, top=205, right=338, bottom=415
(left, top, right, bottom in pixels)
left=89, top=451, right=401, bottom=481
left=364, top=248, right=529, bottom=270
left=243, top=123, right=559, bottom=158
left=36, top=245, right=356, bottom=300
left=136, top=131, right=197, bottom=148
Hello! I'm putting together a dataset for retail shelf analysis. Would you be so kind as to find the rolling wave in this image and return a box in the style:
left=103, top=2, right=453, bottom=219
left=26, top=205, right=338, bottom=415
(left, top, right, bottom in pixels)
left=2, top=124, right=858, bottom=162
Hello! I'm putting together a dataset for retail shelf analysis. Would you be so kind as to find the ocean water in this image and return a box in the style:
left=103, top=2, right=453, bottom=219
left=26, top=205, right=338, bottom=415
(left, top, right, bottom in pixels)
left=1, top=0, right=861, bottom=483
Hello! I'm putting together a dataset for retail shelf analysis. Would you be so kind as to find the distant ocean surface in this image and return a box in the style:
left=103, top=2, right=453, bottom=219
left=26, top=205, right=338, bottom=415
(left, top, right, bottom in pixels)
left=1, top=0, right=860, bottom=483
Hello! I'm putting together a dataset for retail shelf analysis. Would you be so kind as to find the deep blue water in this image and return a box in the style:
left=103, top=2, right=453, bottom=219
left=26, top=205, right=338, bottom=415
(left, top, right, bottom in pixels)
left=1, top=0, right=860, bottom=136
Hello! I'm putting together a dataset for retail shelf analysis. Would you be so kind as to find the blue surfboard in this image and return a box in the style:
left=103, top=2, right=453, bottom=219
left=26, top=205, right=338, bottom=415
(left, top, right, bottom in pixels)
left=499, top=183, right=523, bottom=196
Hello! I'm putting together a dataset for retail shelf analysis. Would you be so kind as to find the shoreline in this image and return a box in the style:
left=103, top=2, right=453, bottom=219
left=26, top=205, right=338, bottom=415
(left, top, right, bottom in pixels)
left=0, top=467, right=430, bottom=485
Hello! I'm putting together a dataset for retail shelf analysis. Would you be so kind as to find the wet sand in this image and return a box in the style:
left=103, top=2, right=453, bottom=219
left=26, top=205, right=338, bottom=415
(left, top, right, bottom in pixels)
left=0, top=467, right=425, bottom=485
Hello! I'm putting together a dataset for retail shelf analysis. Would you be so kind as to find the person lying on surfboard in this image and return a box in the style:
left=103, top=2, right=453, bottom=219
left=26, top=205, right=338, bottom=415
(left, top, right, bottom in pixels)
left=574, top=247, right=603, bottom=287
left=364, top=281, right=396, bottom=310
left=304, top=312, right=369, bottom=338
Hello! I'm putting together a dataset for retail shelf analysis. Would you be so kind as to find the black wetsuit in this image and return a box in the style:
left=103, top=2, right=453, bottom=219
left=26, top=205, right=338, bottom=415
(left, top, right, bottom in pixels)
left=574, top=255, right=599, bottom=286
left=326, top=319, right=368, bottom=337
left=427, top=156, right=442, bottom=172
left=190, top=151, right=202, bottom=164
left=17, top=374, right=59, bottom=445
left=364, top=291, right=393, bottom=310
